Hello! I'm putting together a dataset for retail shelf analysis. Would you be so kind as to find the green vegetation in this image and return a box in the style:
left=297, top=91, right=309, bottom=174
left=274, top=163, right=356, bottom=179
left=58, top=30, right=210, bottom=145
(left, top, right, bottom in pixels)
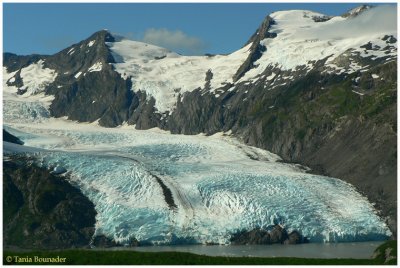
left=2, top=241, right=396, bottom=265
left=0, top=249, right=388, bottom=265
left=373, top=240, right=397, bottom=265
left=295, top=129, right=307, bottom=141
left=361, top=86, right=396, bottom=118
left=249, top=61, right=396, bottom=145
left=320, top=84, right=360, bottom=117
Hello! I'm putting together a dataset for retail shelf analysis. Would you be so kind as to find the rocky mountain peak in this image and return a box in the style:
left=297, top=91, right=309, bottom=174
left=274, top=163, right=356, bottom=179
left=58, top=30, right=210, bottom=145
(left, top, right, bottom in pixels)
left=342, top=4, right=373, bottom=18
left=245, top=15, right=276, bottom=46
left=49, top=29, right=116, bottom=66
left=89, top=29, right=115, bottom=43
left=233, top=16, right=276, bottom=81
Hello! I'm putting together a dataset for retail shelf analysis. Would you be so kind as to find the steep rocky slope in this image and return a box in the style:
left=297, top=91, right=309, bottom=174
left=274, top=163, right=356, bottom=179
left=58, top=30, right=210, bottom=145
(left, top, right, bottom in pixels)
left=3, top=129, right=24, bottom=145
left=3, top=155, right=96, bottom=249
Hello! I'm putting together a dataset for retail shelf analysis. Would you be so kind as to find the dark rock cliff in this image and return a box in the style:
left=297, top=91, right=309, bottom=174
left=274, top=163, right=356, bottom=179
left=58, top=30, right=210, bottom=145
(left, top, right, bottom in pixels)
left=231, top=225, right=308, bottom=245
left=3, top=156, right=97, bottom=249
left=3, top=129, right=24, bottom=145
left=233, top=16, right=276, bottom=81
left=45, top=30, right=136, bottom=127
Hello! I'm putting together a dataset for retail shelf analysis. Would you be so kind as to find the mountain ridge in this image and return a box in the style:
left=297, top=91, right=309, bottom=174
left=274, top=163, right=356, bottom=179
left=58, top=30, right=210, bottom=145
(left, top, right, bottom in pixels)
left=3, top=5, right=397, bottom=236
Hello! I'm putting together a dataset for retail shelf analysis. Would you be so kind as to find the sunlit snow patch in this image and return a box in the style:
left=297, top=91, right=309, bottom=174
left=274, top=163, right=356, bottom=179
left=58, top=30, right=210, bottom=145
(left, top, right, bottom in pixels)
left=88, top=40, right=96, bottom=47
left=18, top=60, right=58, bottom=95
left=88, top=62, right=103, bottom=72
left=74, top=71, right=83, bottom=79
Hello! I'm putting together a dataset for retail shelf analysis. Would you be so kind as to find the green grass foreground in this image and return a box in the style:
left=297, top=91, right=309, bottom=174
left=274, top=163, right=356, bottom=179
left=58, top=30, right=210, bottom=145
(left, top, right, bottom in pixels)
left=2, top=245, right=394, bottom=265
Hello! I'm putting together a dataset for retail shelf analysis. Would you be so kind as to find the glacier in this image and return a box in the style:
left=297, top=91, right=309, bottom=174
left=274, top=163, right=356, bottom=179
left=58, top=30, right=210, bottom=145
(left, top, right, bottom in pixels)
left=3, top=87, right=392, bottom=245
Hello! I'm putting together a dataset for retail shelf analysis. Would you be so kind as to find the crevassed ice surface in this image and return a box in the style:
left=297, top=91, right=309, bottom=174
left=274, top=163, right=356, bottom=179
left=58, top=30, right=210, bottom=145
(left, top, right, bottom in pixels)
left=3, top=90, right=391, bottom=245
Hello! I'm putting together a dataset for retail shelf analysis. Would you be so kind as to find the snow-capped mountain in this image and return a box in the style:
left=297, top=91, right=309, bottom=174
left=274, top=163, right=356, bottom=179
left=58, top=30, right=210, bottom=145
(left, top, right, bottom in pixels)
left=3, top=5, right=397, bottom=238
left=4, top=6, right=396, bottom=122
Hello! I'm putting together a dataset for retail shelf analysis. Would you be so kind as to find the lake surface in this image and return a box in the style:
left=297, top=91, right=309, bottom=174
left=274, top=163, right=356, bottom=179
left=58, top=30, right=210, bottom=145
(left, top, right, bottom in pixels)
left=130, top=241, right=384, bottom=259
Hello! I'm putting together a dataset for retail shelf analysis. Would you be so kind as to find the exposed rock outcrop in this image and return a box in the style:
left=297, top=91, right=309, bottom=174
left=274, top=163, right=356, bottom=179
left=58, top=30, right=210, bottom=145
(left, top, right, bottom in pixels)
left=3, top=129, right=24, bottom=145
left=3, top=157, right=97, bottom=249
left=91, top=235, right=140, bottom=248
left=231, top=225, right=308, bottom=245
left=233, top=16, right=276, bottom=81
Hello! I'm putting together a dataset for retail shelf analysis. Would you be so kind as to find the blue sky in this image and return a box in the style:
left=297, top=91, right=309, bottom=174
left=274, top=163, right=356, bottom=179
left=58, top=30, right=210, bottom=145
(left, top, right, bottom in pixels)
left=3, top=3, right=396, bottom=56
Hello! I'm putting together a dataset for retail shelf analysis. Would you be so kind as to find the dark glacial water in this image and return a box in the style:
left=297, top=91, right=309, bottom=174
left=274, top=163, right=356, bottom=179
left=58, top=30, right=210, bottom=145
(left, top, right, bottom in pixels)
left=122, top=241, right=385, bottom=259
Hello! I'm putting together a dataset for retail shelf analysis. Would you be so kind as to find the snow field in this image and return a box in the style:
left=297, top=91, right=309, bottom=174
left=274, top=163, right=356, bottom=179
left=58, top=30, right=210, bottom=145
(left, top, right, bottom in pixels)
left=105, top=7, right=396, bottom=114
left=18, top=60, right=58, bottom=95
left=239, top=7, right=397, bottom=81
left=107, top=39, right=251, bottom=113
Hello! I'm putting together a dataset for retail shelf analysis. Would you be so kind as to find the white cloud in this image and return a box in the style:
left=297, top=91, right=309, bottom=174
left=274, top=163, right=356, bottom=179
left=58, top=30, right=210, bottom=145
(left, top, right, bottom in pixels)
left=142, top=28, right=206, bottom=55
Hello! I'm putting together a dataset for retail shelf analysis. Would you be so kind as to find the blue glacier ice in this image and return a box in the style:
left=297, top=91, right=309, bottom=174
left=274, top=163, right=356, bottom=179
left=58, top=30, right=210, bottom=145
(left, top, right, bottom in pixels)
left=3, top=95, right=392, bottom=245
